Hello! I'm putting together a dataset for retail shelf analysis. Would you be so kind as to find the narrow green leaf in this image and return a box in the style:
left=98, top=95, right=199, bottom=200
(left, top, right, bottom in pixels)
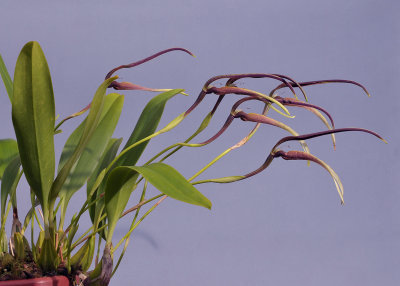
left=58, top=94, right=124, bottom=215
left=192, top=175, right=246, bottom=184
left=70, top=235, right=96, bottom=271
left=58, top=94, right=122, bottom=172
left=50, top=76, right=117, bottom=203
left=1, top=157, right=21, bottom=218
left=0, top=139, right=19, bottom=179
left=12, top=41, right=55, bottom=216
left=22, top=197, right=40, bottom=234
left=116, top=89, right=184, bottom=167
left=57, top=121, right=85, bottom=173
left=0, top=230, right=7, bottom=252
left=0, top=53, right=13, bottom=102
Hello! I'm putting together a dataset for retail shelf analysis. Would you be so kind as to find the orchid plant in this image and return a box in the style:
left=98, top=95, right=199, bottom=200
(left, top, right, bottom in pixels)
left=0, top=41, right=385, bottom=285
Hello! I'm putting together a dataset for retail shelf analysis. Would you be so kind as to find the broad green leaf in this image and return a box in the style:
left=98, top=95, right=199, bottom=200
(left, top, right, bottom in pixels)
left=57, top=121, right=85, bottom=173
left=50, top=76, right=117, bottom=203
left=58, top=93, right=124, bottom=216
left=130, top=163, right=212, bottom=209
left=88, top=138, right=122, bottom=223
left=87, top=138, right=122, bottom=193
left=1, top=157, right=21, bottom=218
left=105, top=163, right=211, bottom=241
left=0, top=53, right=13, bottom=102
left=12, top=41, right=55, bottom=215
left=116, top=89, right=184, bottom=167
left=0, top=139, right=19, bottom=179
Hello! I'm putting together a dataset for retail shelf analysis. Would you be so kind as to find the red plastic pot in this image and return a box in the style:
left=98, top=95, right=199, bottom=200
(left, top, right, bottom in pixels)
left=0, top=276, right=69, bottom=286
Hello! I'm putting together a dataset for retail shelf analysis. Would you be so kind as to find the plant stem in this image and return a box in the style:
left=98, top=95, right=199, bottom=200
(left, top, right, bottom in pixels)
left=120, top=194, right=163, bottom=218
left=113, top=195, right=167, bottom=252
left=112, top=181, right=148, bottom=277
left=105, top=113, right=186, bottom=172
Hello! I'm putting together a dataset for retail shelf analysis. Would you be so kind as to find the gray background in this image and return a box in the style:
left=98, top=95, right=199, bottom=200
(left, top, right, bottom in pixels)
left=0, top=0, right=399, bottom=285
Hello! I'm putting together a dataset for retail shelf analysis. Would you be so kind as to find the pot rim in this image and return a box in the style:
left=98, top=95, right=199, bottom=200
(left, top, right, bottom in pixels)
left=0, top=275, right=69, bottom=285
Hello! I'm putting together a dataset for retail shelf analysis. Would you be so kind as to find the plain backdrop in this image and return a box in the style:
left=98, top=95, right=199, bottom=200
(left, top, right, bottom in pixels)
left=0, top=0, right=399, bottom=285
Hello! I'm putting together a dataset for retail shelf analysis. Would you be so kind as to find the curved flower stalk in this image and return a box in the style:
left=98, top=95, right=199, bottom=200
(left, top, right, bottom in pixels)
left=183, top=73, right=299, bottom=116
left=143, top=92, right=302, bottom=168
left=193, top=128, right=386, bottom=204
left=54, top=48, right=194, bottom=132
left=105, top=47, right=195, bottom=80
left=270, top=79, right=370, bottom=98
left=54, top=102, right=91, bottom=132
left=106, top=47, right=194, bottom=95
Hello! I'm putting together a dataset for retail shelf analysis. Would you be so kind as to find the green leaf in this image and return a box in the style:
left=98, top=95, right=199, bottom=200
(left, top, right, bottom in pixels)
left=58, top=93, right=124, bottom=216
left=70, top=235, right=96, bottom=272
left=0, top=139, right=19, bottom=179
left=12, top=41, right=55, bottom=216
left=38, top=236, right=58, bottom=272
left=87, top=138, right=122, bottom=193
left=58, top=94, right=122, bottom=172
left=116, top=89, right=183, bottom=167
left=105, top=163, right=211, bottom=241
left=13, top=232, right=28, bottom=260
left=87, top=138, right=122, bottom=223
left=131, top=163, right=212, bottom=209
left=50, top=76, right=117, bottom=203
left=1, top=157, right=21, bottom=218
left=104, top=167, right=138, bottom=243
left=0, top=53, right=13, bottom=102
left=0, top=230, right=7, bottom=253
left=57, top=121, right=84, bottom=173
